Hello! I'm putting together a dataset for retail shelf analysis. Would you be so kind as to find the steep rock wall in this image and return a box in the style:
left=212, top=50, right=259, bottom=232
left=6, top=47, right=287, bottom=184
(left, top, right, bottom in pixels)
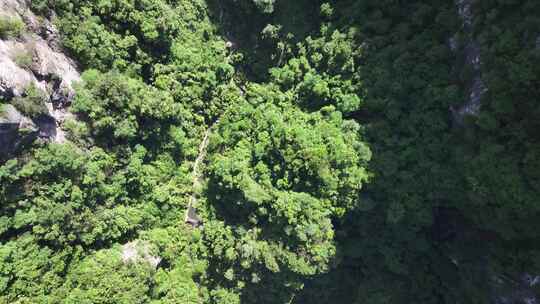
left=0, top=0, right=80, bottom=158
left=450, top=0, right=487, bottom=124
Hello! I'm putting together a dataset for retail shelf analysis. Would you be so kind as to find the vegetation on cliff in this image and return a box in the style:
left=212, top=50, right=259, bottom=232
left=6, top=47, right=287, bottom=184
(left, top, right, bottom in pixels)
left=1, top=0, right=539, bottom=303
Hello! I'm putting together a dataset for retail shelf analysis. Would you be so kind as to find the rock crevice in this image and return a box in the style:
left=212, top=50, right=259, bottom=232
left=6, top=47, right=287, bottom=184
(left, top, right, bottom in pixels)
left=0, top=0, right=80, bottom=158
left=450, top=0, right=487, bottom=124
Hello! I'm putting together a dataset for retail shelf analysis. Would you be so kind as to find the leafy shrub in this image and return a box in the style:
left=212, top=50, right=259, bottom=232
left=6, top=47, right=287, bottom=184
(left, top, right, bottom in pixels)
left=13, top=49, right=33, bottom=69
left=11, top=84, right=48, bottom=118
left=0, top=16, right=25, bottom=39
left=203, top=89, right=371, bottom=298
left=73, top=70, right=174, bottom=141
left=253, top=0, right=276, bottom=13
left=63, top=118, right=90, bottom=144
left=0, top=103, right=6, bottom=118
left=29, top=0, right=53, bottom=15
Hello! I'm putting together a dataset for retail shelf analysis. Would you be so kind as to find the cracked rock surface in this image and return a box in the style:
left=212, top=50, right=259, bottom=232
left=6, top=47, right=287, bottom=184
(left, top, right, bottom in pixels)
left=450, top=0, right=487, bottom=124
left=0, top=0, right=80, bottom=158
left=121, top=241, right=162, bottom=269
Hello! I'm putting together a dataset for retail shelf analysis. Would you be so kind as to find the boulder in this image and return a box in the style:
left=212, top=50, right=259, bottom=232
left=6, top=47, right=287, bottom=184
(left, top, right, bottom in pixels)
left=455, top=0, right=473, bottom=29
left=0, top=0, right=81, bottom=150
left=450, top=0, right=487, bottom=124
left=0, top=40, right=45, bottom=98
left=0, top=103, right=36, bottom=130
left=0, top=0, right=26, bottom=16
left=121, top=241, right=162, bottom=269
left=491, top=273, right=540, bottom=304
left=31, top=38, right=80, bottom=90
left=0, top=104, right=37, bottom=157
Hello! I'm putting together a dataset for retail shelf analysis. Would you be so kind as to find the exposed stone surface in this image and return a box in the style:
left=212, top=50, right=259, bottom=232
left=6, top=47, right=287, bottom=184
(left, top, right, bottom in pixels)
left=455, top=0, right=473, bottom=28
left=31, top=38, right=80, bottom=92
left=522, top=274, right=540, bottom=287
left=447, top=3, right=539, bottom=303
left=121, top=241, right=162, bottom=269
left=492, top=273, right=540, bottom=304
left=0, top=40, right=47, bottom=97
left=185, top=123, right=216, bottom=228
left=0, top=104, right=37, bottom=157
left=448, top=35, right=458, bottom=52
left=0, top=0, right=25, bottom=15
left=0, top=104, right=36, bottom=130
left=0, top=0, right=81, bottom=158
left=45, top=101, right=74, bottom=144
left=451, top=0, right=487, bottom=124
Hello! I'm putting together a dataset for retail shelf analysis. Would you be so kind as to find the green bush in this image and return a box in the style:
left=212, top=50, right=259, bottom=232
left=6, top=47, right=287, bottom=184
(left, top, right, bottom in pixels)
left=0, top=16, right=25, bottom=39
left=0, top=103, right=6, bottom=117
left=13, top=49, right=33, bottom=69
left=63, top=118, right=90, bottom=145
left=253, top=0, right=276, bottom=13
left=11, top=84, right=48, bottom=118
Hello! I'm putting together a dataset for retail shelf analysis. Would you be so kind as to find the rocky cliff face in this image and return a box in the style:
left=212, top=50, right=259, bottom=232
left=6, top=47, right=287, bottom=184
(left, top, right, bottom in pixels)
left=0, top=0, right=79, bottom=159
left=450, top=0, right=487, bottom=125
left=449, top=1, right=540, bottom=303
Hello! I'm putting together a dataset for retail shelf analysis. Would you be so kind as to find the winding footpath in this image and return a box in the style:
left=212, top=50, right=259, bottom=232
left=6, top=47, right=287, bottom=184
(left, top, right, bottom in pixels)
left=185, top=122, right=219, bottom=304
left=184, top=121, right=218, bottom=226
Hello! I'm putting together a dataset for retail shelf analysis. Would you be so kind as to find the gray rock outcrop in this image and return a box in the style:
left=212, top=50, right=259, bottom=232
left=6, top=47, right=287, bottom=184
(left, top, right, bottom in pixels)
left=0, top=0, right=80, bottom=159
left=447, top=3, right=539, bottom=302
left=450, top=0, right=488, bottom=124
left=0, top=104, right=37, bottom=155
left=121, top=241, right=162, bottom=269
left=0, top=39, right=46, bottom=98
left=492, top=273, right=540, bottom=304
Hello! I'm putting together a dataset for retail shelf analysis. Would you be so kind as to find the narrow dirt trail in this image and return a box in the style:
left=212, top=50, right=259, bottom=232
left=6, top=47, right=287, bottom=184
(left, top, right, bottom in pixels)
left=185, top=122, right=219, bottom=303
left=184, top=121, right=218, bottom=226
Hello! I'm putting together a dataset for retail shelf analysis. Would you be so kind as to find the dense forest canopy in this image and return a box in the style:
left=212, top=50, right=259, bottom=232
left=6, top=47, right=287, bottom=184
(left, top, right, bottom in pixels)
left=1, top=0, right=539, bottom=303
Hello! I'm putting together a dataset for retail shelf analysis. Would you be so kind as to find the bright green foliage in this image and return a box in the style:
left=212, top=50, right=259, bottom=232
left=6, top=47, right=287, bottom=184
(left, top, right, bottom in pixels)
left=0, top=16, right=25, bottom=39
left=0, top=234, right=75, bottom=303
left=271, top=27, right=363, bottom=113
left=142, top=227, right=207, bottom=304
left=11, top=84, right=48, bottom=118
left=62, top=248, right=154, bottom=304
left=0, top=0, right=535, bottom=303
left=1, top=144, right=149, bottom=246
left=40, top=0, right=215, bottom=76
left=152, top=38, right=239, bottom=122
left=0, top=143, right=199, bottom=302
left=209, top=90, right=370, bottom=218
left=72, top=70, right=185, bottom=145
left=200, top=86, right=370, bottom=302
